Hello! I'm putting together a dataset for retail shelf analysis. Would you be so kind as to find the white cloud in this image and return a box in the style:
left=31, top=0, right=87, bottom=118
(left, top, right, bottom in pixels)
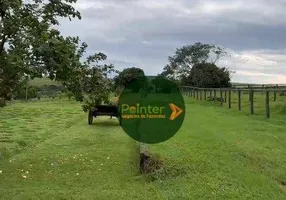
left=233, top=70, right=286, bottom=84
left=218, top=49, right=286, bottom=83
left=57, top=0, right=286, bottom=83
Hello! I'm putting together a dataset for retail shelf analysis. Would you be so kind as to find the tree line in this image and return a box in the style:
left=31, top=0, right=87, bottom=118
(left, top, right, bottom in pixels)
left=113, top=42, right=233, bottom=93
left=0, top=0, right=233, bottom=109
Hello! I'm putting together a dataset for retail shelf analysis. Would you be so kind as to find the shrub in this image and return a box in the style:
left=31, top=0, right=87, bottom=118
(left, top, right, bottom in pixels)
left=152, top=76, right=177, bottom=93
left=114, top=67, right=146, bottom=89
left=13, top=85, right=39, bottom=100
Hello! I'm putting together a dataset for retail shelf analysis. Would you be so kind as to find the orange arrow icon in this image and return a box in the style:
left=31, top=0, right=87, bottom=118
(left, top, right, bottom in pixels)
left=169, top=103, right=183, bottom=120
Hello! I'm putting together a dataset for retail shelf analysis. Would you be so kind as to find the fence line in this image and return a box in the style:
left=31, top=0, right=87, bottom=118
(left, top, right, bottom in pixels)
left=181, top=86, right=286, bottom=118
left=232, top=83, right=286, bottom=89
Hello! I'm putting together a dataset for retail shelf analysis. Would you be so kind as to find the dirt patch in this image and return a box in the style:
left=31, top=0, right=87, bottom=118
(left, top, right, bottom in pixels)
left=278, top=180, right=286, bottom=193
left=279, top=180, right=286, bottom=186
left=280, top=186, right=286, bottom=193
left=139, top=152, right=188, bottom=182
left=140, top=152, right=163, bottom=174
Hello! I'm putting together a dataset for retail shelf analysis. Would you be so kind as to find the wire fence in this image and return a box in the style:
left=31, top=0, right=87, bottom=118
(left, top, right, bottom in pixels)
left=181, top=85, right=286, bottom=118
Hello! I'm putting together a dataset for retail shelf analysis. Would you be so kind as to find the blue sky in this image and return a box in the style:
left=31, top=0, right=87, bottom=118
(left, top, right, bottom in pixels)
left=58, top=0, right=286, bottom=84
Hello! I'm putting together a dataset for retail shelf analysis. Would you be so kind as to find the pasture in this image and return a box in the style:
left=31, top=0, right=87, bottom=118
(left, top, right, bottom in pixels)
left=0, top=97, right=286, bottom=199
left=184, top=88, right=286, bottom=121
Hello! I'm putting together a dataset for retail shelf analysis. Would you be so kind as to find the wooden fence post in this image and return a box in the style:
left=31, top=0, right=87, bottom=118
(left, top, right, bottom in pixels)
left=214, top=90, right=217, bottom=102
left=25, top=82, right=28, bottom=102
left=196, top=89, right=199, bottom=100
left=266, top=91, right=270, bottom=118
left=210, top=90, right=213, bottom=97
left=204, top=89, right=206, bottom=100
left=25, top=75, right=29, bottom=102
left=238, top=89, right=242, bottom=111
left=250, top=89, right=254, bottom=114
left=220, top=89, right=223, bottom=106
left=274, top=85, right=277, bottom=102
left=224, top=90, right=227, bottom=102
left=228, top=89, right=232, bottom=109
left=200, top=90, right=202, bottom=100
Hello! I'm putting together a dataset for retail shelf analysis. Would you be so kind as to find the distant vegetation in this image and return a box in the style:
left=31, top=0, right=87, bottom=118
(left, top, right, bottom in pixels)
left=11, top=77, right=65, bottom=100
left=29, top=78, right=62, bottom=87
left=159, top=42, right=232, bottom=88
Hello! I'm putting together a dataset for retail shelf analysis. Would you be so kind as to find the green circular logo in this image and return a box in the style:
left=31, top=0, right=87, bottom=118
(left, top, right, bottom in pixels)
left=118, top=77, right=185, bottom=144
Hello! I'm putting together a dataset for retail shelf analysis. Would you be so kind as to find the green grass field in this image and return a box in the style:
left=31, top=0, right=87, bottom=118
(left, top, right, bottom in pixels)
left=191, top=90, right=286, bottom=122
left=0, top=97, right=286, bottom=199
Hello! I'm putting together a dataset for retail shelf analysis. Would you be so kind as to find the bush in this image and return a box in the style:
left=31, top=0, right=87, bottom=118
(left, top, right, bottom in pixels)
left=13, top=85, right=39, bottom=100
left=182, top=63, right=232, bottom=88
left=114, top=67, right=146, bottom=89
left=152, top=76, right=177, bottom=93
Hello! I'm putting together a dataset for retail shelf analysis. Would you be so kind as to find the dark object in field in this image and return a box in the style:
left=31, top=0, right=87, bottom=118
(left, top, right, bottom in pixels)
left=88, top=105, right=121, bottom=126
left=207, top=96, right=224, bottom=102
left=140, top=153, right=151, bottom=173
left=140, top=152, right=163, bottom=174
left=279, top=92, right=286, bottom=96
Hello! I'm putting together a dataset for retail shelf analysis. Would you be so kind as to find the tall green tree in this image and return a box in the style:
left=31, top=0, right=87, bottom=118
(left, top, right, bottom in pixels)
left=161, top=42, right=229, bottom=80
left=0, top=0, right=82, bottom=106
left=62, top=52, right=116, bottom=112
left=113, top=67, right=146, bottom=89
left=182, top=63, right=232, bottom=88
left=151, top=74, right=178, bottom=93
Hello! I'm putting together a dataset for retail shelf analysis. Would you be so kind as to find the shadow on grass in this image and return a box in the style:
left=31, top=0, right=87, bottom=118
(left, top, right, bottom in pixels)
left=91, top=118, right=120, bottom=127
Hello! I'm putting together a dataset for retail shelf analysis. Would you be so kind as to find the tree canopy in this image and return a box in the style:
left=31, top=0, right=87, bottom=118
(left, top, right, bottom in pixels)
left=114, top=67, right=146, bottom=90
left=63, top=52, right=116, bottom=112
left=0, top=0, right=83, bottom=105
left=0, top=0, right=116, bottom=109
left=181, top=63, right=231, bottom=88
left=151, top=74, right=178, bottom=93
left=161, top=42, right=232, bottom=88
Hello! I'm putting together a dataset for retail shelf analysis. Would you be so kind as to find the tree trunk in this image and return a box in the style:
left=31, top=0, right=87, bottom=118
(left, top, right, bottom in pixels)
left=0, top=98, right=6, bottom=107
